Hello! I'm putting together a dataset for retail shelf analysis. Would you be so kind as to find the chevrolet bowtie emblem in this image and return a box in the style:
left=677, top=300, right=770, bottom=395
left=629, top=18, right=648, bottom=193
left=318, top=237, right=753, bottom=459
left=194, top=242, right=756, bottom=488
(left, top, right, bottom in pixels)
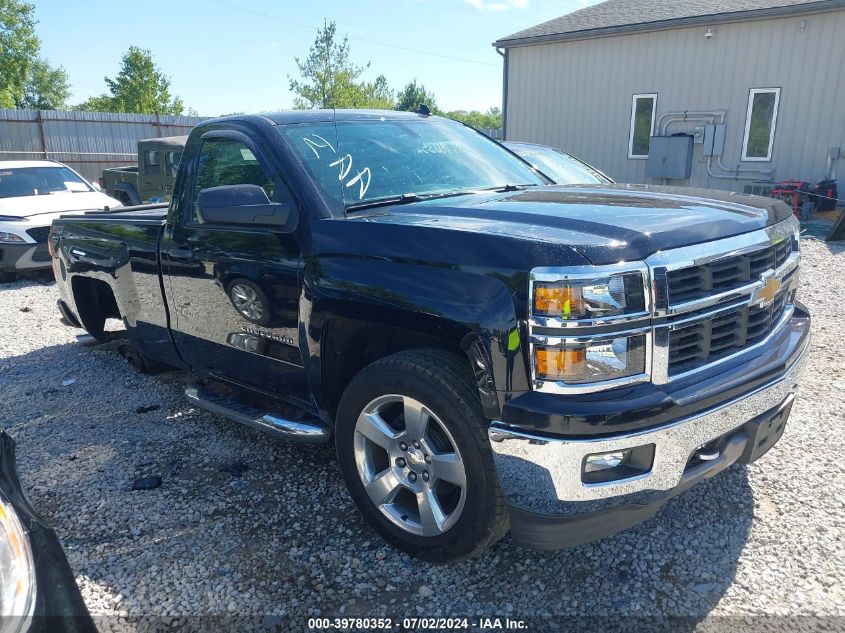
left=753, top=276, right=781, bottom=307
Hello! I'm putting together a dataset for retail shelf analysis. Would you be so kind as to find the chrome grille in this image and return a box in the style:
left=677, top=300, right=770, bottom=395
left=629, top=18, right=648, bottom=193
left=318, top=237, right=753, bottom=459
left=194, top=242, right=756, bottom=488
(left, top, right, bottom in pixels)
left=667, top=235, right=794, bottom=305
left=528, top=217, right=801, bottom=393
left=668, top=290, right=789, bottom=374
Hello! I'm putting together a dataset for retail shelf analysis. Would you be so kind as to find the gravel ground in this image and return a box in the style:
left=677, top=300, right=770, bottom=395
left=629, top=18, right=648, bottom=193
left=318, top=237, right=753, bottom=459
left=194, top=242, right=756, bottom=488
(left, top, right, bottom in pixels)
left=1, top=239, right=843, bottom=632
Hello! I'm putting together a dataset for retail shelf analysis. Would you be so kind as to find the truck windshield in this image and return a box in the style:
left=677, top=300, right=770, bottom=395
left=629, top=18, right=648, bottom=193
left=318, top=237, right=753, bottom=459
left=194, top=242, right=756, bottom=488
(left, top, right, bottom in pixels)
left=279, top=118, right=547, bottom=210
left=0, top=166, right=93, bottom=198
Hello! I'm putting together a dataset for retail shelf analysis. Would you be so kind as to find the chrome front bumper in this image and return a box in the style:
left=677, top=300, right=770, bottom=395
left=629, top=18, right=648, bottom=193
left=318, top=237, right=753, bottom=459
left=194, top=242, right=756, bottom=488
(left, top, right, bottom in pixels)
left=489, top=339, right=809, bottom=513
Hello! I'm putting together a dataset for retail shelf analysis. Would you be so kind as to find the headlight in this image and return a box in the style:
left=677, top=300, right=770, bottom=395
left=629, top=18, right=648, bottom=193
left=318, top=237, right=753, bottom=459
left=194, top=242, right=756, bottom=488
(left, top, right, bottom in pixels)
left=533, top=272, right=646, bottom=319
left=534, top=334, right=646, bottom=383
left=0, top=496, right=35, bottom=619
left=0, top=232, right=26, bottom=243
left=530, top=265, right=651, bottom=391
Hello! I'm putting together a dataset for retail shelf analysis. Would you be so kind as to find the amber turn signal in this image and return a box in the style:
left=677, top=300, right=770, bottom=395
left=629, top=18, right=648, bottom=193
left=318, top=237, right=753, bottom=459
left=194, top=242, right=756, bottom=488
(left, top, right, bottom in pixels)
left=535, top=347, right=587, bottom=380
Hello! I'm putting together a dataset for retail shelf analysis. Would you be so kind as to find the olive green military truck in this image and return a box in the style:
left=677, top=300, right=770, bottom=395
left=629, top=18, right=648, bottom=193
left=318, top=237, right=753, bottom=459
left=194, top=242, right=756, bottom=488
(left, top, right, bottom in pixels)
left=100, top=135, right=186, bottom=205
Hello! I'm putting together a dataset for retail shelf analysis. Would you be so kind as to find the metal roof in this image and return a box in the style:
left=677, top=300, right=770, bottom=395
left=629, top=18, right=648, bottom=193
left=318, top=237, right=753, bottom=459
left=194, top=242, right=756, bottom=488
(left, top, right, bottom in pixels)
left=495, top=0, right=845, bottom=47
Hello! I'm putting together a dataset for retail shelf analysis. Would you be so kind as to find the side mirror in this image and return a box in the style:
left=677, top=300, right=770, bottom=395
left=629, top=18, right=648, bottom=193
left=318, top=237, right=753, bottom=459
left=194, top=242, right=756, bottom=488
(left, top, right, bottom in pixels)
left=196, top=184, right=296, bottom=230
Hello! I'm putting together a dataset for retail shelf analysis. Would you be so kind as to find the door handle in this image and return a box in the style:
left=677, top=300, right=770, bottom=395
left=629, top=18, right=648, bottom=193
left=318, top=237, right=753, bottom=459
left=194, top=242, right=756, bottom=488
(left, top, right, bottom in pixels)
left=168, top=248, right=193, bottom=260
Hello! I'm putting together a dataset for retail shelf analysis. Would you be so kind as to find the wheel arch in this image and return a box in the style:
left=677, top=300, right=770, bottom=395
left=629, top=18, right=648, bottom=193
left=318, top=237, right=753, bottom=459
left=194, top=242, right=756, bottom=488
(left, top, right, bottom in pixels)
left=70, top=275, right=120, bottom=335
left=318, top=315, right=501, bottom=422
left=111, top=182, right=141, bottom=206
left=304, top=251, right=532, bottom=423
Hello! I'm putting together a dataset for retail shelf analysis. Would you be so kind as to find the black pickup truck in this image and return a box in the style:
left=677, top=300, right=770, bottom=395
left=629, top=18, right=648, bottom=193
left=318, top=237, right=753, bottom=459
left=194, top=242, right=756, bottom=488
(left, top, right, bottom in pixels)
left=49, top=110, right=810, bottom=561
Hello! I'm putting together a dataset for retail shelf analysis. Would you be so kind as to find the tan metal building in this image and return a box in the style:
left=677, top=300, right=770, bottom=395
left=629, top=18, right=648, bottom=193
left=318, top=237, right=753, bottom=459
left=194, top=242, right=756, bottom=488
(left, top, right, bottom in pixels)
left=495, top=0, right=845, bottom=193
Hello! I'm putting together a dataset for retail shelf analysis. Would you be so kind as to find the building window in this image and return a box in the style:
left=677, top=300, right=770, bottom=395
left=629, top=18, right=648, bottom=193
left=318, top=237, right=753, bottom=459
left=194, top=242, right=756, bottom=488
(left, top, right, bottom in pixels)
left=742, top=88, right=780, bottom=161
left=628, top=93, right=657, bottom=159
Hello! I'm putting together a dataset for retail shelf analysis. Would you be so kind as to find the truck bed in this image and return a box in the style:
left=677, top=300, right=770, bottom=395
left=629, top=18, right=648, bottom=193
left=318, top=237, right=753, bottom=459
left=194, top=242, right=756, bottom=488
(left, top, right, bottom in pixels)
left=51, top=201, right=175, bottom=365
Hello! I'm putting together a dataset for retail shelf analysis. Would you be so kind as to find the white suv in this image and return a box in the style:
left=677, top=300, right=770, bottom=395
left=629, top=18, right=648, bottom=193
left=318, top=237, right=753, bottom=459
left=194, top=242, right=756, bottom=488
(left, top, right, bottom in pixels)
left=0, top=160, right=121, bottom=281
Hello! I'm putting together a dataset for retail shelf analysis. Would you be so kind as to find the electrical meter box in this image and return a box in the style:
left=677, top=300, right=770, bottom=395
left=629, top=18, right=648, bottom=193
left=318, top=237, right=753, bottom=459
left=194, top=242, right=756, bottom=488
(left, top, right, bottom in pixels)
left=646, top=135, right=694, bottom=180
left=703, top=124, right=727, bottom=157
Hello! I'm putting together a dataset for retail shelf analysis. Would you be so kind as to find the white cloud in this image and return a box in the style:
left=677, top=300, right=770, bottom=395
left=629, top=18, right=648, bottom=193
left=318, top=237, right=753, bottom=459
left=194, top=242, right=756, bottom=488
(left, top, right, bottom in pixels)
left=464, top=0, right=529, bottom=11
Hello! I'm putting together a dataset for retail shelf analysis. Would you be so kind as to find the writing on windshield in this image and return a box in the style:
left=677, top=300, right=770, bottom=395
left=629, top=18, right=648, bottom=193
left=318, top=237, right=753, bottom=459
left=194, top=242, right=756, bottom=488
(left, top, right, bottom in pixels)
left=281, top=118, right=543, bottom=210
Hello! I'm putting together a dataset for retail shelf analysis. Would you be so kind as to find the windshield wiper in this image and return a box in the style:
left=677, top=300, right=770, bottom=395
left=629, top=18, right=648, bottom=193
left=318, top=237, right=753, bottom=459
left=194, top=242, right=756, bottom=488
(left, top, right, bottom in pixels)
left=346, top=191, right=473, bottom=212
left=476, top=183, right=538, bottom=192
left=345, top=184, right=539, bottom=212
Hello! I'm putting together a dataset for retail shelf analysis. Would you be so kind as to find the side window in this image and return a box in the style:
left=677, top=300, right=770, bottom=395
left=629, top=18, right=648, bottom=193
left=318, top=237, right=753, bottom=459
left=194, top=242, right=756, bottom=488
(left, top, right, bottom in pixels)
left=628, top=93, right=657, bottom=159
left=145, top=150, right=161, bottom=174
left=192, top=138, right=276, bottom=220
left=166, top=151, right=181, bottom=177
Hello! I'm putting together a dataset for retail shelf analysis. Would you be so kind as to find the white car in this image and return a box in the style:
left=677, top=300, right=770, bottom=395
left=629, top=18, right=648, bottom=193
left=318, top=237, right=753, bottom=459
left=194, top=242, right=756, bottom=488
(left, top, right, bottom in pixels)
left=0, top=160, right=121, bottom=281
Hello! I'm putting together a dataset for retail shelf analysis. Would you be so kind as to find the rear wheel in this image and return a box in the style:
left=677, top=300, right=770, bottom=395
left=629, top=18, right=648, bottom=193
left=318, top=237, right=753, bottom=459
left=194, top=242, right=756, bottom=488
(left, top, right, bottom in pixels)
left=335, top=349, right=508, bottom=562
left=0, top=271, right=15, bottom=284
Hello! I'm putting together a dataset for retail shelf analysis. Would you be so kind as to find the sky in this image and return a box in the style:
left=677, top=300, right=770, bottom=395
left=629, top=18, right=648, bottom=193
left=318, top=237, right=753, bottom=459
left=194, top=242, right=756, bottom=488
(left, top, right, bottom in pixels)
left=33, top=0, right=600, bottom=116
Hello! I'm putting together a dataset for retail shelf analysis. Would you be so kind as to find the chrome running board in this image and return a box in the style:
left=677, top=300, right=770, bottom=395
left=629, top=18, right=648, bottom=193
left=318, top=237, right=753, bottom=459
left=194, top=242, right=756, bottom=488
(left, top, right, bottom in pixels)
left=185, top=385, right=331, bottom=444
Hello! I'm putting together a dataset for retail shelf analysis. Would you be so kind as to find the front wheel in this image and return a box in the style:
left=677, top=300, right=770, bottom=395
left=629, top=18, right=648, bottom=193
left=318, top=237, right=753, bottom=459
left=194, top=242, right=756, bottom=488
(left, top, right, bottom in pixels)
left=335, top=349, right=508, bottom=562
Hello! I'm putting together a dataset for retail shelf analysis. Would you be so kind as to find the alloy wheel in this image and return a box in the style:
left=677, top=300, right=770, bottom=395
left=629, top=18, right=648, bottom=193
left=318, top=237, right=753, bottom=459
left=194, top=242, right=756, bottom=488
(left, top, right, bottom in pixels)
left=353, top=394, right=467, bottom=537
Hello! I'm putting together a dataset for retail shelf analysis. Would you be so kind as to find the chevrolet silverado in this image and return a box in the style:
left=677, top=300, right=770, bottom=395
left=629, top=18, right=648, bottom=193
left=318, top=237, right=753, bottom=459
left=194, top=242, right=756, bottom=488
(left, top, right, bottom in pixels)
left=49, top=110, right=810, bottom=561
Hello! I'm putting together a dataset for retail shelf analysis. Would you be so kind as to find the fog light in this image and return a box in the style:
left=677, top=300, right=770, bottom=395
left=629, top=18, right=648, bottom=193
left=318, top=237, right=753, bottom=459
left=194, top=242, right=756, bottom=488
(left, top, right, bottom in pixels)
left=584, top=450, right=629, bottom=473
left=582, top=444, right=655, bottom=484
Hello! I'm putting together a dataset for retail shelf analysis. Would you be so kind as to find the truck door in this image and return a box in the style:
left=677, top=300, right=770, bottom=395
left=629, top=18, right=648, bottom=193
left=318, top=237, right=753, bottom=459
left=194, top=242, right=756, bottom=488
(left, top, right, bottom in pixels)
left=163, top=149, right=181, bottom=201
left=162, top=130, right=308, bottom=405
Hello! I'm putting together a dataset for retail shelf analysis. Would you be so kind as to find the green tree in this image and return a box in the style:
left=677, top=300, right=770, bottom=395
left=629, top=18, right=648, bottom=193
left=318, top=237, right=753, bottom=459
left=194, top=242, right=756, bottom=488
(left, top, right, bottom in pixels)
left=17, top=58, right=70, bottom=109
left=0, top=0, right=39, bottom=108
left=288, top=20, right=395, bottom=109
left=72, top=94, right=113, bottom=112
left=289, top=20, right=365, bottom=109
left=358, top=74, right=394, bottom=109
left=445, top=106, right=502, bottom=130
left=395, top=79, right=438, bottom=114
left=75, top=46, right=184, bottom=115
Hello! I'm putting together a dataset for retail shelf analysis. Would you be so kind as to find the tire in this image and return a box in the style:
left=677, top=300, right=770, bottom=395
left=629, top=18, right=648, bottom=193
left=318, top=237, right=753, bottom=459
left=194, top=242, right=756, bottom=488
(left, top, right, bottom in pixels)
left=0, top=271, right=15, bottom=284
left=226, top=278, right=272, bottom=326
left=335, top=349, right=508, bottom=562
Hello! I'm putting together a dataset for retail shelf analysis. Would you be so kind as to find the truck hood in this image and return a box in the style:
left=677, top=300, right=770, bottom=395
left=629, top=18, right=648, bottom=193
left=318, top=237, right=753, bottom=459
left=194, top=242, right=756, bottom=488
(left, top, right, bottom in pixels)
left=354, top=184, right=793, bottom=265
left=0, top=191, right=120, bottom=219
